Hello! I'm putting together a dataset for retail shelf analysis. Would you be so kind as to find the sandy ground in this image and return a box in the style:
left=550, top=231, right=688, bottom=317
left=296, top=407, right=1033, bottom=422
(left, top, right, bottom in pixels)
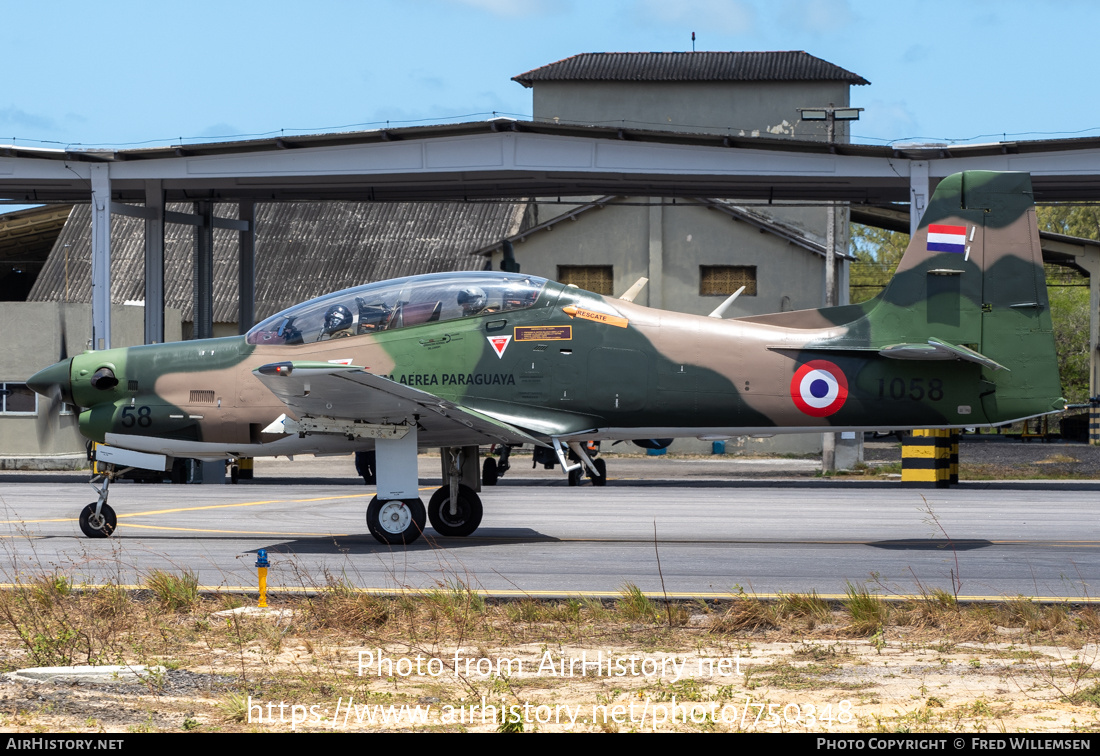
left=1, top=607, right=1099, bottom=734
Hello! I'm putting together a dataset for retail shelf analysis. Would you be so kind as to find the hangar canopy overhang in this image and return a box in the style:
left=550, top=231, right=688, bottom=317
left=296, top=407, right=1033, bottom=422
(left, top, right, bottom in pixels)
left=5, top=120, right=1100, bottom=205
left=6, top=119, right=1100, bottom=356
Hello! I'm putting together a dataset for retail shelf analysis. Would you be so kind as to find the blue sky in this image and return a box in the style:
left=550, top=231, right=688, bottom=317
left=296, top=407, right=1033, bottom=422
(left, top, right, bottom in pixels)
left=1, top=0, right=1095, bottom=151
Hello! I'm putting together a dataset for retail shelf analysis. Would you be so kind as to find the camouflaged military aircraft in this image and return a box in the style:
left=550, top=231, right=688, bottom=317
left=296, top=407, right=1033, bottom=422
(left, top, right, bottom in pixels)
left=28, top=170, right=1064, bottom=544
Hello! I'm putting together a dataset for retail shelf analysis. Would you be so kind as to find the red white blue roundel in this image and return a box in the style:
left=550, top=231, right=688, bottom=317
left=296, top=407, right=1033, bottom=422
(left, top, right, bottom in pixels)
left=790, top=360, right=848, bottom=417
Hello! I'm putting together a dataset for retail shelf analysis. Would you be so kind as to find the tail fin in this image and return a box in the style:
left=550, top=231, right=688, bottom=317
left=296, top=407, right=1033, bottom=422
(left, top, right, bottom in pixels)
left=870, top=170, right=1063, bottom=422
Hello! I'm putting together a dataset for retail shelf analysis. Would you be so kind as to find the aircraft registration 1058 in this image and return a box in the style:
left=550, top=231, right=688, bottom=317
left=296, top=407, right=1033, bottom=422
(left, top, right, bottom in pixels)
left=28, top=171, right=1064, bottom=545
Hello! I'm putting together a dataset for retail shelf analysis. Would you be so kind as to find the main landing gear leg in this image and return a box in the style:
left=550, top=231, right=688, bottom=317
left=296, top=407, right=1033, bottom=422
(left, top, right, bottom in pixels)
left=430, top=446, right=483, bottom=537
left=79, top=474, right=117, bottom=538
left=366, top=424, right=425, bottom=545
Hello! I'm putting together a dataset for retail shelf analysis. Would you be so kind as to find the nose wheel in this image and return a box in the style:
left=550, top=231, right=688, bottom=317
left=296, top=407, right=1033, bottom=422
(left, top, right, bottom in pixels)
left=366, top=496, right=426, bottom=545
left=79, top=502, right=117, bottom=538
left=78, top=475, right=117, bottom=538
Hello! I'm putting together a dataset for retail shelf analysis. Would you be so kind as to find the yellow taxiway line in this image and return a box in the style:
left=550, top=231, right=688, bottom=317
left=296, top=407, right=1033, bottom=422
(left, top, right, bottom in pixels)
left=0, top=486, right=436, bottom=528
left=0, top=582, right=1092, bottom=604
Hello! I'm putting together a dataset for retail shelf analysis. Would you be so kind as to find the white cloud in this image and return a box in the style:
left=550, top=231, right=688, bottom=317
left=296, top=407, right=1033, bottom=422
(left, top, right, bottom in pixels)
left=198, top=122, right=243, bottom=138
left=0, top=106, right=55, bottom=133
left=858, top=99, right=921, bottom=143
left=779, top=0, right=854, bottom=34
left=446, top=0, right=570, bottom=17
left=636, top=0, right=756, bottom=36
left=902, top=45, right=930, bottom=64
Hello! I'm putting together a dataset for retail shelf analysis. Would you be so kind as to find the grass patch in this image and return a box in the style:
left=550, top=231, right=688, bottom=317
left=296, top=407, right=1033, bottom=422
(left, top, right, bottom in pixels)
left=616, top=583, right=659, bottom=623
left=777, top=591, right=831, bottom=621
left=145, top=570, right=199, bottom=613
left=711, top=593, right=776, bottom=633
left=843, top=582, right=887, bottom=634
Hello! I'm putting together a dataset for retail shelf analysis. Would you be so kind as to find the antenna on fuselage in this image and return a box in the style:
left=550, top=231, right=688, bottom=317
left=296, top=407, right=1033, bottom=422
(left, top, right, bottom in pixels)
left=618, top=277, right=649, bottom=302
left=707, top=286, right=746, bottom=318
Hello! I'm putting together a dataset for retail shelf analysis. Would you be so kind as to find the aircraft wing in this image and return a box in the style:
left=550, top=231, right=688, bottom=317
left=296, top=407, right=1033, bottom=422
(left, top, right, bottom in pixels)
left=252, top=361, right=544, bottom=446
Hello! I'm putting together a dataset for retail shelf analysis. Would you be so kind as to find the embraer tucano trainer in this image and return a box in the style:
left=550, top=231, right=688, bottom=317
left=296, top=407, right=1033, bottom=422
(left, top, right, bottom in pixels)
left=29, top=171, right=1064, bottom=544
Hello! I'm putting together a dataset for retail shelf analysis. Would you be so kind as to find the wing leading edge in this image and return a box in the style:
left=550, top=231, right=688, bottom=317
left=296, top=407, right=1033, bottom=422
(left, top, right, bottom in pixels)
left=252, top=361, right=544, bottom=447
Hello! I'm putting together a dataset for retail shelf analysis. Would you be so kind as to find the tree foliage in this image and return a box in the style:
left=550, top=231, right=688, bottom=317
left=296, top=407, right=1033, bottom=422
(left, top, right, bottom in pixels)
left=1037, top=206, right=1096, bottom=404
left=849, top=224, right=908, bottom=304
left=1036, top=206, right=1100, bottom=240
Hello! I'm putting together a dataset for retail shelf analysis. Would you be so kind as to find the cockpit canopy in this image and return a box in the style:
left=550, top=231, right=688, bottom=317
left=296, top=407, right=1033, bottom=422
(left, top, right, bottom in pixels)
left=246, top=272, right=549, bottom=346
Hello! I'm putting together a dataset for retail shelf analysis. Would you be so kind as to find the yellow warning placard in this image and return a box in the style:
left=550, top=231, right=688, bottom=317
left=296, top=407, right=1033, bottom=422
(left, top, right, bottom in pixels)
left=514, top=325, right=572, bottom=341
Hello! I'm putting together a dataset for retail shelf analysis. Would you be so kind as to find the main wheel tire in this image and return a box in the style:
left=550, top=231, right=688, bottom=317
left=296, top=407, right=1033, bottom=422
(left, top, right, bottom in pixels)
left=79, top=502, right=117, bottom=538
left=567, top=468, right=581, bottom=486
left=366, top=496, right=425, bottom=545
left=591, top=457, right=607, bottom=487
left=482, top=457, right=499, bottom=486
left=427, top=485, right=483, bottom=537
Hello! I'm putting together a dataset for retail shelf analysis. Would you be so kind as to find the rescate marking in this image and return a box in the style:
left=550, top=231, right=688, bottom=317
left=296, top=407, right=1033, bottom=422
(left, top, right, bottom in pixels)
left=790, top=359, right=848, bottom=417
left=561, top=305, right=629, bottom=328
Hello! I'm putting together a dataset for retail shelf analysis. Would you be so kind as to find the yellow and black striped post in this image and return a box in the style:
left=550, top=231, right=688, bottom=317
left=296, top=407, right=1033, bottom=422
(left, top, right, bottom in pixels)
left=902, top=429, right=952, bottom=487
left=949, top=430, right=960, bottom=485
left=1091, top=407, right=1100, bottom=446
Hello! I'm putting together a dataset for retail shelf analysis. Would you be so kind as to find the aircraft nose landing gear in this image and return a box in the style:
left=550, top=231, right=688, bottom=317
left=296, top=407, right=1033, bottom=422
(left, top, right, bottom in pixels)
left=79, top=476, right=117, bottom=538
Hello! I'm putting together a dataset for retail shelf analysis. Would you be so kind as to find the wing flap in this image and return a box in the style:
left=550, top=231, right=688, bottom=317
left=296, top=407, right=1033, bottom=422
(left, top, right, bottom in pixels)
left=252, top=362, right=543, bottom=445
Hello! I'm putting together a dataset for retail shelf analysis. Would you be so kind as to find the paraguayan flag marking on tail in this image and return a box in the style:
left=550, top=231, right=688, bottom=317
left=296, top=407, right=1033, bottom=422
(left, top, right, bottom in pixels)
left=927, top=224, right=968, bottom=254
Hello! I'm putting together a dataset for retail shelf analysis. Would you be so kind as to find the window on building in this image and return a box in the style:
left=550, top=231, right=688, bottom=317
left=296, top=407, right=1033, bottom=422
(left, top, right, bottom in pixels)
left=700, top=265, right=757, bottom=296
left=558, top=265, right=614, bottom=295
left=0, top=383, right=36, bottom=415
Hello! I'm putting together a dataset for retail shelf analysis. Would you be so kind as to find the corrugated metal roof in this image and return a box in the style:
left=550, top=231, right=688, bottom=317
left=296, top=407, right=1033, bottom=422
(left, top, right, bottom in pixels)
left=514, top=52, right=869, bottom=87
left=27, top=201, right=526, bottom=323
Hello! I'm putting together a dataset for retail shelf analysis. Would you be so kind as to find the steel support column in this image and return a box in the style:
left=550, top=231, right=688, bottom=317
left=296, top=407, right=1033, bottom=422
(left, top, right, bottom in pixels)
left=193, top=201, right=214, bottom=340
left=90, top=164, right=111, bottom=350
left=910, top=161, right=930, bottom=235
left=1080, top=251, right=1100, bottom=444
left=144, top=180, right=165, bottom=344
left=238, top=199, right=255, bottom=334
left=647, top=201, right=663, bottom=309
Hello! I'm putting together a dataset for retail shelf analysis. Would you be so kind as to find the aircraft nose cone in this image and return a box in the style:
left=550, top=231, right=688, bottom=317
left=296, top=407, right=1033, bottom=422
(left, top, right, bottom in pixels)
left=27, top=360, right=72, bottom=404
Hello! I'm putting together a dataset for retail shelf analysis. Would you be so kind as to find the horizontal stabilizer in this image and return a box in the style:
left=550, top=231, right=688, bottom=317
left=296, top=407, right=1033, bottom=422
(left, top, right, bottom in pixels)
left=769, top=339, right=1008, bottom=372
left=878, top=338, right=1009, bottom=372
